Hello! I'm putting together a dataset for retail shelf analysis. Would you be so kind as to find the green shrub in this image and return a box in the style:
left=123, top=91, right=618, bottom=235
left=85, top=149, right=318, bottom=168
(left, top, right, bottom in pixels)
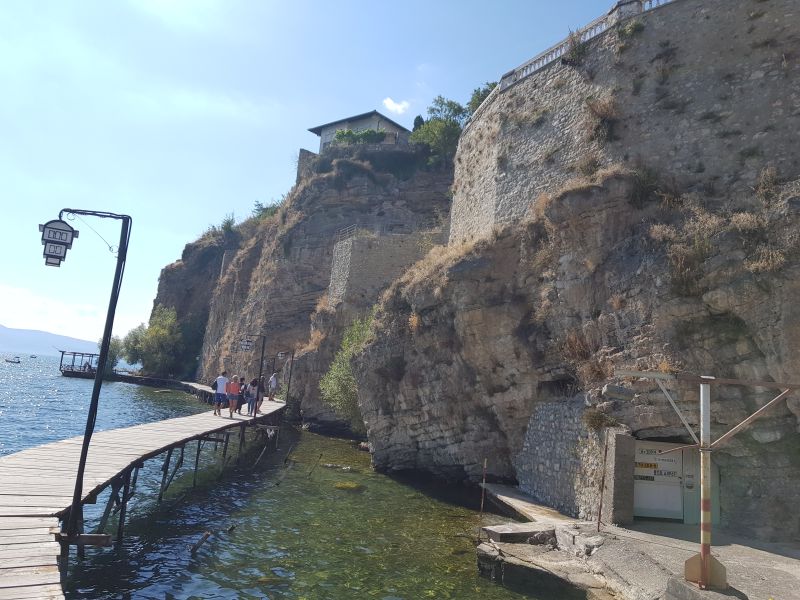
left=319, top=309, right=376, bottom=435
left=334, top=129, right=386, bottom=145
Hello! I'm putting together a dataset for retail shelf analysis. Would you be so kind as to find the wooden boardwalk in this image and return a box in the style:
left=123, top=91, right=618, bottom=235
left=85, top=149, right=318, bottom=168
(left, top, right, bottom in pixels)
left=0, top=401, right=286, bottom=599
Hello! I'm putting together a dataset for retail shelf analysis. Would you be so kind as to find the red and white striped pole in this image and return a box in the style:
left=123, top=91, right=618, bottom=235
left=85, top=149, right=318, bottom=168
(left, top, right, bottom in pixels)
left=699, top=380, right=712, bottom=589
left=684, top=377, right=726, bottom=589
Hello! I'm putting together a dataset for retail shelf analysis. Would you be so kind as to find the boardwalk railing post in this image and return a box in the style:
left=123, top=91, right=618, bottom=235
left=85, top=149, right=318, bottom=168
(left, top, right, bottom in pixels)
left=236, top=424, right=246, bottom=466
left=117, top=468, right=131, bottom=543
left=158, top=448, right=174, bottom=503
left=97, top=477, right=123, bottom=534
left=193, top=439, right=203, bottom=488
left=77, top=506, right=85, bottom=559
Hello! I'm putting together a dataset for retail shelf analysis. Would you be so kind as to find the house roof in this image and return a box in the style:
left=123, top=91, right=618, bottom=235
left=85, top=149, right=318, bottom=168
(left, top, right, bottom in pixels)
left=308, top=110, right=411, bottom=136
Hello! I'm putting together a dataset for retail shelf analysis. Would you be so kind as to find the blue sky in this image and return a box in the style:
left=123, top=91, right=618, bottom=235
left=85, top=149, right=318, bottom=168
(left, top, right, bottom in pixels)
left=1, top=0, right=609, bottom=342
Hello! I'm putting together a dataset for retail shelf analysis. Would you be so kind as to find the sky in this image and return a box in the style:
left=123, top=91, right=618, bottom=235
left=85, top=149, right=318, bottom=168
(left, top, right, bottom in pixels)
left=0, top=0, right=610, bottom=343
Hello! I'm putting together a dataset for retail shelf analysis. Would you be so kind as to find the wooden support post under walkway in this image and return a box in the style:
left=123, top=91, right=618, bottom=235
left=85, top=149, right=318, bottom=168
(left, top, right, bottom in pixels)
left=0, top=400, right=286, bottom=599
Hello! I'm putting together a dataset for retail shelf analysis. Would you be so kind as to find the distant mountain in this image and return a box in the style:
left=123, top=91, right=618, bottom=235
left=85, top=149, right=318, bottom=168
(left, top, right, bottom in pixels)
left=0, top=324, right=97, bottom=356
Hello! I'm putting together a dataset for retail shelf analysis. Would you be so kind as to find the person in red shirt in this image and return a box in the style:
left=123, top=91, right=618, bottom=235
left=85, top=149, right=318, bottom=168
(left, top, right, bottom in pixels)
left=226, top=376, right=241, bottom=419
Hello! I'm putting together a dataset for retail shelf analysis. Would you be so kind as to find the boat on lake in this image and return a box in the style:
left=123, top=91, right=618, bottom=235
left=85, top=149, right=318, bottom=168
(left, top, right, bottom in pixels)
left=5, top=356, right=21, bottom=364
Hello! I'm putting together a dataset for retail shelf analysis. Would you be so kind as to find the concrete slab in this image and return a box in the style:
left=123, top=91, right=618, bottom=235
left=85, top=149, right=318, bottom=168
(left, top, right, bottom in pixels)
left=474, top=484, right=800, bottom=600
left=481, top=483, right=577, bottom=524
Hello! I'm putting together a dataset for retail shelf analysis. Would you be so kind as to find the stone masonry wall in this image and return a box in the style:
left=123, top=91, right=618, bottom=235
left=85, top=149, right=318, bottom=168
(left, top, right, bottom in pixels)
left=450, top=0, right=800, bottom=242
left=328, top=238, right=352, bottom=305
left=513, top=399, right=604, bottom=520
left=329, top=232, right=446, bottom=309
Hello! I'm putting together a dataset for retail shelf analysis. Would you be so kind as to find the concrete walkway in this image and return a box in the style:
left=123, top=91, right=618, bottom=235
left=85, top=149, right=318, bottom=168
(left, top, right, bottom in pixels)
left=480, top=485, right=800, bottom=600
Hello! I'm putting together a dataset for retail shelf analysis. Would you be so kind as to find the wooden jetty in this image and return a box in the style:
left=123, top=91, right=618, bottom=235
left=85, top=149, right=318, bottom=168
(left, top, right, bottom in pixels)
left=0, top=401, right=286, bottom=599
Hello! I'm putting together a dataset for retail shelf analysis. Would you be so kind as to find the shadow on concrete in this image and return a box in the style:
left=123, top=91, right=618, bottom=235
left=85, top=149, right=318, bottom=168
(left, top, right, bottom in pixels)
left=628, top=518, right=800, bottom=561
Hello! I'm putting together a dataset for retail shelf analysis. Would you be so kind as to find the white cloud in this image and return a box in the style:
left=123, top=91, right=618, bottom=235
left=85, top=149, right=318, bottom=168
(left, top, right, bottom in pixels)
left=382, top=97, right=410, bottom=115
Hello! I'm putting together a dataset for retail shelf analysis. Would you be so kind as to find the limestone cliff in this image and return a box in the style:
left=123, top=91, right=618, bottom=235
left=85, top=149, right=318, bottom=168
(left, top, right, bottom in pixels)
left=355, top=169, right=800, bottom=541
left=155, top=147, right=452, bottom=399
left=152, top=230, right=239, bottom=377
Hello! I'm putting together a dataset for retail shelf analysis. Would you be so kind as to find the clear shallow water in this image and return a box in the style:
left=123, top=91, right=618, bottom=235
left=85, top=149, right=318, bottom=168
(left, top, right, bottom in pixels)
left=0, top=355, right=575, bottom=599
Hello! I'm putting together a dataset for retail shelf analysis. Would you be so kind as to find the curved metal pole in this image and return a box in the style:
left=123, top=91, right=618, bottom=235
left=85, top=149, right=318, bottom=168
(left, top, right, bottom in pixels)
left=63, top=210, right=132, bottom=539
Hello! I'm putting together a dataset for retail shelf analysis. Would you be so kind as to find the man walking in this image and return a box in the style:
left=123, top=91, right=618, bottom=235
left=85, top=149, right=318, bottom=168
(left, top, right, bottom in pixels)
left=213, top=371, right=229, bottom=416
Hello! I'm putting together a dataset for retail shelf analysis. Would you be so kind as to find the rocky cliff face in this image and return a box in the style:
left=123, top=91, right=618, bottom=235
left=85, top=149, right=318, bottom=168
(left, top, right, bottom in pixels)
left=156, top=149, right=452, bottom=397
left=355, top=171, right=800, bottom=540
left=152, top=230, right=238, bottom=377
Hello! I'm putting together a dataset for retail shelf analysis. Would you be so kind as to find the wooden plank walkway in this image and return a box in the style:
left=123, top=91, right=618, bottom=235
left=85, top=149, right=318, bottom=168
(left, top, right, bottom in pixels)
left=0, top=401, right=286, bottom=599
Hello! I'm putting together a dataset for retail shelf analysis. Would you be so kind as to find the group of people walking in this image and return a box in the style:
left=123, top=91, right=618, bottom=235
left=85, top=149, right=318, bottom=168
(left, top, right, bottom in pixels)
left=211, top=371, right=278, bottom=418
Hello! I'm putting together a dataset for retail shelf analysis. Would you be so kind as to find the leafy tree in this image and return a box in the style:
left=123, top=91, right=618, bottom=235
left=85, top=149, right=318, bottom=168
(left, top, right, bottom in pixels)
left=412, top=115, right=425, bottom=131
left=122, top=324, right=146, bottom=366
left=98, top=335, right=123, bottom=377
left=319, top=309, right=375, bottom=435
left=426, top=95, right=468, bottom=126
left=409, top=95, right=469, bottom=166
left=467, top=82, right=497, bottom=115
left=122, top=305, right=183, bottom=377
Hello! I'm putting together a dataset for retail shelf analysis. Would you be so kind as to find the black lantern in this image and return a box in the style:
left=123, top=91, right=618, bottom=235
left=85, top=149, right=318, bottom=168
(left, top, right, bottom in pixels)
left=39, top=219, right=79, bottom=267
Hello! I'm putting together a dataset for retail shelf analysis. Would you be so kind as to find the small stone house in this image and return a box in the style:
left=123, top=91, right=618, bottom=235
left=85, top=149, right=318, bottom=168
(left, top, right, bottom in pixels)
left=308, top=110, right=411, bottom=153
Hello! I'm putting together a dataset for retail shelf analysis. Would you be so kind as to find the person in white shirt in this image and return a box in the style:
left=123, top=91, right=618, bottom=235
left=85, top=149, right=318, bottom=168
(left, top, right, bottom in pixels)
left=268, top=373, right=278, bottom=402
left=213, top=371, right=229, bottom=416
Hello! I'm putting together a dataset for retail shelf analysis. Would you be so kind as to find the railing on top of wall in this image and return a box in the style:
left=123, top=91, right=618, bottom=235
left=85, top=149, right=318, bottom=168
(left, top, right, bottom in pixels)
left=336, top=224, right=357, bottom=243
left=496, top=0, right=678, bottom=93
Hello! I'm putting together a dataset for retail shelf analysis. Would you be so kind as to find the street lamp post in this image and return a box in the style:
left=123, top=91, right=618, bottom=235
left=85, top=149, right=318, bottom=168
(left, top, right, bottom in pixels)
left=40, top=209, right=132, bottom=542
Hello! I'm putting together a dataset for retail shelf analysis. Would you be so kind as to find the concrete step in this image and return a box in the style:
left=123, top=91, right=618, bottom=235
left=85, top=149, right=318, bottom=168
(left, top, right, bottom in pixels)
left=482, top=522, right=556, bottom=543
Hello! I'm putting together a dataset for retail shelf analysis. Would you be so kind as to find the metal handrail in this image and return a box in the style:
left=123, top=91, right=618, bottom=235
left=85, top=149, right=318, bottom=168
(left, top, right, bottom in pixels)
left=498, top=0, right=677, bottom=92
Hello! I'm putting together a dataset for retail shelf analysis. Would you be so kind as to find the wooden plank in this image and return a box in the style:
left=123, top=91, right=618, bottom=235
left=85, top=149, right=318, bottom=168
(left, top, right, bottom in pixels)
left=0, top=583, right=64, bottom=600
left=0, top=533, right=56, bottom=545
left=0, top=498, right=72, bottom=508
left=0, top=556, right=57, bottom=570
left=0, top=542, right=60, bottom=559
left=0, top=568, right=61, bottom=589
left=0, top=528, right=57, bottom=539
left=0, top=519, right=58, bottom=530
left=0, top=509, right=62, bottom=518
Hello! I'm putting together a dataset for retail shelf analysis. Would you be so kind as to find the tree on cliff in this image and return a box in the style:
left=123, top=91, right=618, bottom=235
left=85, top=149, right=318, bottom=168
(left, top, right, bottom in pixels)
left=467, top=82, right=497, bottom=115
left=122, top=305, right=184, bottom=377
left=409, top=95, right=468, bottom=167
left=319, top=310, right=375, bottom=436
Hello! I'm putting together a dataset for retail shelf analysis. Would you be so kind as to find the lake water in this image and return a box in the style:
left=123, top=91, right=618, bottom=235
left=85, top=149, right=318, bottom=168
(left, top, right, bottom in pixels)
left=0, top=355, right=576, bottom=599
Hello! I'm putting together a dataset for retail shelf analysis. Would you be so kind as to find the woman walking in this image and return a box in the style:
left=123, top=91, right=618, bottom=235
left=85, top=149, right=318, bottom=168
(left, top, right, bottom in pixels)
left=236, top=376, right=246, bottom=414
left=226, top=375, right=240, bottom=418
left=246, top=378, right=258, bottom=416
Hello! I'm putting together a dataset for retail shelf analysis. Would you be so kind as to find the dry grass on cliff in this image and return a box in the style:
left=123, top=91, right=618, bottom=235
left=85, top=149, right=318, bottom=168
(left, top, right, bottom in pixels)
left=398, top=237, right=480, bottom=291
left=298, top=329, right=326, bottom=354
left=645, top=170, right=800, bottom=294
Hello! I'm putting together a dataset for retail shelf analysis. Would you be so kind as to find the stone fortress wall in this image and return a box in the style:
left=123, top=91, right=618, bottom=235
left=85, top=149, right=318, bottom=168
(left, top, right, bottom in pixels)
left=329, top=229, right=447, bottom=310
left=450, top=0, right=800, bottom=242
